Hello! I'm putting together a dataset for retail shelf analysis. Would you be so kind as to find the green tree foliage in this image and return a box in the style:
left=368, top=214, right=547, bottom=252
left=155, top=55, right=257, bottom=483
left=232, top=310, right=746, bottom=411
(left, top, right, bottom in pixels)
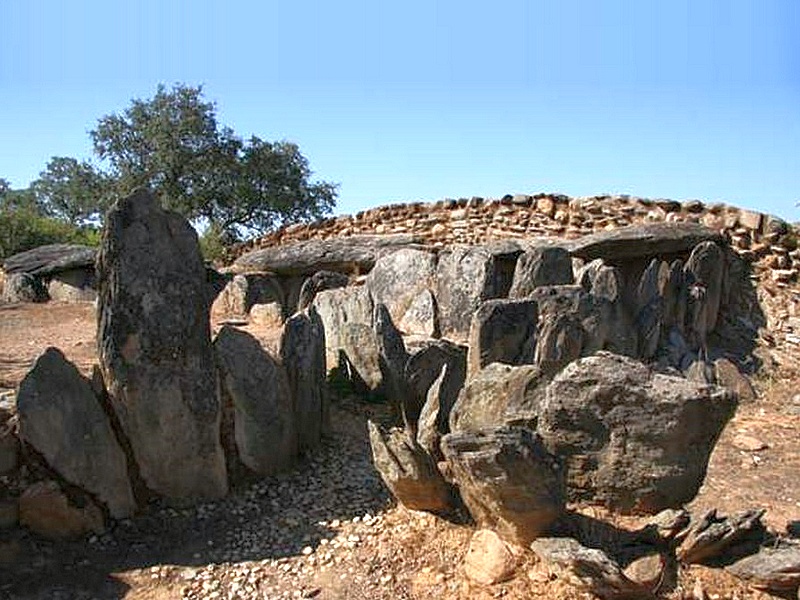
left=90, top=83, right=337, bottom=240
left=31, top=157, right=111, bottom=224
left=0, top=182, right=99, bottom=260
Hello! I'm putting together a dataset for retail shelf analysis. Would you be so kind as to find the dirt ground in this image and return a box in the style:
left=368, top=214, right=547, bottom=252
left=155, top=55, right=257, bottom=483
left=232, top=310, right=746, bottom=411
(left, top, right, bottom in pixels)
left=1, top=302, right=799, bottom=600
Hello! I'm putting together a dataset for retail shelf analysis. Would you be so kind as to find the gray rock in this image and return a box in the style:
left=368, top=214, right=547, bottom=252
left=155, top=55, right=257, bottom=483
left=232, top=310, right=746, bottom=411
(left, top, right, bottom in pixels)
left=1, top=272, right=47, bottom=303
left=297, top=271, right=350, bottom=311
left=47, top=268, right=97, bottom=302
left=449, top=363, right=545, bottom=433
left=367, top=248, right=437, bottom=333
left=727, top=540, right=800, bottom=593
left=416, top=365, right=448, bottom=459
left=684, top=241, right=726, bottom=349
left=435, top=245, right=516, bottom=341
left=313, top=285, right=375, bottom=373
left=530, top=537, right=651, bottom=599
left=214, top=327, right=297, bottom=476
left=441, top=426, right=565, bottom=544
left=211, top=273, right=283, bottom=318
left=405, top=340, right=467, bottom=425
left=233, top=234, right=425, bottom=276
left=3, top=243, right=96, bottom=276
left=466, top=298, right=538, bottom=378
left=634, top=259, right=665, bottom=359
left=508, top=246, right=573, bottom=298
left=398, top=288, right=439, bottom=337
left=570, top=222, right=723, bottom=262
left=374, top=304, right=410, bottom=413
left=368, top=421, right=453, bottom=513
left=529, top=286, right=587, bottom=375
left=280, top=307, right=329, bottom=452
left=17, top=348, right=135, bottom=518
left=677, top=508, right=767, bottom=566
left=538, top=352, right=737, bottom=513
left=96, top=189, right=227, bottom=503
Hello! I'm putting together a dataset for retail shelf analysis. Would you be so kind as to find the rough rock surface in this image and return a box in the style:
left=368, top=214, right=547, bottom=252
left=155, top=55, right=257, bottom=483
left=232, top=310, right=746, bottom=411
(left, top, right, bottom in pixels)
left=508, top=245, right=573, bottom=298
left=47, top=269, right=97, bottom=302
left=313, top=286, right=375, bottom=373
left=2, top=243, right=96, bottom=276
left=211, top=273, right=282, bottom=318
left=279, top=308, right=329, bottom=452
left=449, top=363, right=545, bottom=433
left=368, top=421, right=452, bottom=513
left=435, top=245, right=517, bottom=341
left=214, top=327, right=297, bottom=476
left=366, top=248, right=437, bottom=332
left=466, top=298, right=538, bottom=377
left=397, top=288, right=438, bottom=337
left=17, top=348, right=136, bottom=518
left=404, top=340, right=467, bottom=425
left=297, top=270, right=350, bottom=311
left=538, top=352, right=738, bottom=513
left=727, top=540, right=800, bottom=593
left=1, top=273, right=47, bottom=303
left=234, top=234, right=424, bottom=275
left=96, top=189, right=228, bottom=503
left=441, top=426, right=565, bottom=544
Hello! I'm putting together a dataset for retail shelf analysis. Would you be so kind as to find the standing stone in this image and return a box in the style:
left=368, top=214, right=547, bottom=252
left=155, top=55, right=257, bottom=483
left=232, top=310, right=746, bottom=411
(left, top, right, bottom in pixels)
left=467, top=298, right=538, bottom=378
left=441, top=426, right=565, bottom=545
left=214, top=327, right=297, bottom=476
left=280, top=307, right=329, bottom=451
left=405, top=340, right=467, bottom=425
left=19, top=481, right=105, bottom=540
left=684, top=241, right=726, bottom=349
left=1, top=273, right=46, bottom=303
left=96, top=189, right=227, bottom=503
left=297, top=270, right=350, bottom=311
left=635, top=259, right=665, bottom=359
left=374, top=304, right=411, bottom=413
left=435, top=246, right=512, bottom=341
left=17, top=348, right=136, bottom=518
left=367, top=248, right=437, bottom=331
left=313, top=286, right=375, bottom=372
left=211, top=273, right=283, bottom=318
left=508, top=246, right=573, bottom=298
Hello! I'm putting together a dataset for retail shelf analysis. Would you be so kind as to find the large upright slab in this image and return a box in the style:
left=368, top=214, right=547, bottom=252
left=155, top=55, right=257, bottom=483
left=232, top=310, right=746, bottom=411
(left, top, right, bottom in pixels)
left=96, top=189, right=227, bottom=503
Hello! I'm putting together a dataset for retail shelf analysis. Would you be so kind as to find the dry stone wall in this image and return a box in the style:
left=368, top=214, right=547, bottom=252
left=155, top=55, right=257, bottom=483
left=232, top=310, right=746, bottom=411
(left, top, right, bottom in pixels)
left=234, top=193, right=800, bottom=369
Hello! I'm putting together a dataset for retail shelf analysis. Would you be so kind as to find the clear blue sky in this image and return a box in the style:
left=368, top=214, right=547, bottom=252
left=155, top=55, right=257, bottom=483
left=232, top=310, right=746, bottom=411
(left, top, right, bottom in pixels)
left=1, top=0, right=798, bottom=220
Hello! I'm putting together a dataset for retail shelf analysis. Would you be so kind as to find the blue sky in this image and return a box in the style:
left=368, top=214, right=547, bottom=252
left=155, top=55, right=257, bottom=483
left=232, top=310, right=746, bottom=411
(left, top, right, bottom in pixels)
left=1, top=0, right=798, bottom=220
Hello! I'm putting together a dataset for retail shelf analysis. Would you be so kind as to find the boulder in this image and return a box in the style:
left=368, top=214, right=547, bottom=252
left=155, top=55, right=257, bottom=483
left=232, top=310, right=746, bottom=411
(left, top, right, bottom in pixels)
left=435, top=245, right=518, bottom=341
left=529, top=286, right=587, bottom=375
left=279, top=308, right=329, bottom=451
left=297, top=270, right=350, bottom=311
left=634, top=259, right=666, bottom=359
left=570, top=222, right=723, bottom=262
left=714, top=358, right=756, bottom=402
left=47, top=268, right=97, bottom=302
left=677, top=508, right=767, bottom=566
left=368, top=421, right=453, bottom=513
left=508, top=246, right=573, bottom=298
left=19, top=481, right=105, bottom=540
left=405, top=340, right=467, bottom=425
left=214, top=327, right=297, bottom=476
left=466, top=298, right=538, bottom=378
left=463, top=529, right=519, bottom=585
left=248, top=302, right=285, bottom=328
left=441, top=426, right=565, bottom=544
left=416, top=364, right=448, bottom=459
left=233, top=234, right=425, bottom=276
left=1, top=272, right=47, bottom=303
left=449, top=363, right=545, bottom=433
left=211, top=273, right=283, bottom=318
left=17, top=348, right=136, bottom=518
left=374, top=304, right=410, bottom=411
left=96, top=189, right=227, bottom=503
left=538, top=352, right=738, bottom=513
left=367, top=248, right=437, bottom=332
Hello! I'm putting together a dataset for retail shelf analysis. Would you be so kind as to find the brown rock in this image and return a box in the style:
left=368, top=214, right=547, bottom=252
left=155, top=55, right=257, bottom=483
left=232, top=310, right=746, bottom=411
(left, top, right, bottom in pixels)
left=19, top=481, right=104, bottom=540
left=714, top=358, right=757, bottom=402
left=622, top=553, right=666, bottom=588
left=463, top=529, right=519, bottom=585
